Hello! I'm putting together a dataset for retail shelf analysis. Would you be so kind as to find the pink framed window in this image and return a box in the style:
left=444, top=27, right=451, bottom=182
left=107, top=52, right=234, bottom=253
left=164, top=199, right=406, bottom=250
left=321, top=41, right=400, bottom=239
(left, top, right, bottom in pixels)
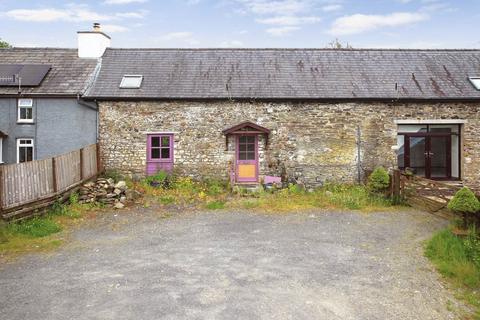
left=147, top=134, right=173, bottom=162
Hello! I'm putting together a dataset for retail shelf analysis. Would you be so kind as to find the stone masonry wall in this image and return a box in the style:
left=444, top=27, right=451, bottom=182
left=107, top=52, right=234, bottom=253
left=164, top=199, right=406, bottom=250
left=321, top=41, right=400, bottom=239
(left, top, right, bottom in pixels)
left=98, top=101, right=480, bottom=187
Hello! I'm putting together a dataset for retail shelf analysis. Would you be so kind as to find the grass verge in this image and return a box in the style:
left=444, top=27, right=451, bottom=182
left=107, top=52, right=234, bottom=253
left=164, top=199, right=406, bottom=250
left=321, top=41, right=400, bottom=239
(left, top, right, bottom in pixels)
left=425, top=228, right=480, bottom=319
left=0, top=194, right=103, bottom=261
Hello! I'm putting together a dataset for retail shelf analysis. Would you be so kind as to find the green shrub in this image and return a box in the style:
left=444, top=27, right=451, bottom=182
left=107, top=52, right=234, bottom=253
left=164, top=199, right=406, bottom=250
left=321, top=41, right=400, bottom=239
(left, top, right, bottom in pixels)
left=367, top=167, right=390, bottom=193
left=144, top=171, right=171, bottom=188
left=205, top=179, right=226, bottom=196
left=206, top=200, right=225, bottom=210
left=8, top=218, right=62, bottom=238
left=448, top=187, right=480, bottom=214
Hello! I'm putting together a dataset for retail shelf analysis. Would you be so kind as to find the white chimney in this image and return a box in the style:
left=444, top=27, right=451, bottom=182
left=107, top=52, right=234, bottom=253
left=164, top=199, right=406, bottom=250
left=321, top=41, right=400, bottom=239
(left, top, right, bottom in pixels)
left=77, top=23, right=111, bottom=59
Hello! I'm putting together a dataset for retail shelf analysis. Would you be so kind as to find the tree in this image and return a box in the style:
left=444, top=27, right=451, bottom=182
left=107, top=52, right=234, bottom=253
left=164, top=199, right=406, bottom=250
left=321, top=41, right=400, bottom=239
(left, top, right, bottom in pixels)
left=327, top=38, right=352, bottom=49
left=0, top=38, right=11, bottom=48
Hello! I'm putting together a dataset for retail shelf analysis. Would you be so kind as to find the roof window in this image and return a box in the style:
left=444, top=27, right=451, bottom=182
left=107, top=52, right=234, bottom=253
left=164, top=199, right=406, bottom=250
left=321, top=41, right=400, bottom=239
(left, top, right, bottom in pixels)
left=468, top=77, right=480, bottom=90
left=120, top=75, right=143, bottom=89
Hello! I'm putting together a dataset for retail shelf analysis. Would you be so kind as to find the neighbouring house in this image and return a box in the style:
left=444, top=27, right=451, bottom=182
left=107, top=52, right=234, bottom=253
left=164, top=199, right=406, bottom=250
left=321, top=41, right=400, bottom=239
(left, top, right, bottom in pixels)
left=0, top=24, right=110, bottom=164
left=83, top=47, right=480, bottom=188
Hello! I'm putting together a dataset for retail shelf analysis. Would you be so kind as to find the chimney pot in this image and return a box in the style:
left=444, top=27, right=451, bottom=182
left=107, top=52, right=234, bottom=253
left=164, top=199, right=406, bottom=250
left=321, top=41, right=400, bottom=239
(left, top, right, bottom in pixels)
left=93, top=22, right=101, bottom=32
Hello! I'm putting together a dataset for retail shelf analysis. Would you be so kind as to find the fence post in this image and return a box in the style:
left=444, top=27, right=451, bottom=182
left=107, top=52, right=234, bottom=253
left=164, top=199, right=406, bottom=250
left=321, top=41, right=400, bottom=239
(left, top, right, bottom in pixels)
left=393, top=169, right=401, bottom=198
left=52, top=157, right=58, bottom=193
left=80, top=148, right=85, bottom=181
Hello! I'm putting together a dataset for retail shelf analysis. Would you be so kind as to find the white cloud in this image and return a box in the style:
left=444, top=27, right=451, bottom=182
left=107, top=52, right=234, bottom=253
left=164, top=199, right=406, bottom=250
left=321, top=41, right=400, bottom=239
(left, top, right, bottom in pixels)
left=2, top=8, right=114, bottom=22
left=101, top=24, right=129, bottom=33
left=266, top=26, right=300, bottom=36
left=256, top=15, right=320, bottom=26
left=115, top=10, right=148, bottom=19
left=236, top=0, right=309, bottom=16
left=219, top=40, right=244, bottom=47
left=104, top=0, right=147, bottom=4
left=322, top=4, right=342, bottom=12
left=328, top=12, right=429, bottom=35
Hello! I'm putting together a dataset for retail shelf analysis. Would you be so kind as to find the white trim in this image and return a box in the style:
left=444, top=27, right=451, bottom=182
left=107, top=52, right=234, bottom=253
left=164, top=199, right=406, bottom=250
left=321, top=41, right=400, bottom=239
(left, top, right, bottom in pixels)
left=394, top=119, right=467, bottom=124
left=17, top=99, right=34, bottom=123
left=0, top=138, right=3, bottom=164
left=16, top=138, right=34, bottom=163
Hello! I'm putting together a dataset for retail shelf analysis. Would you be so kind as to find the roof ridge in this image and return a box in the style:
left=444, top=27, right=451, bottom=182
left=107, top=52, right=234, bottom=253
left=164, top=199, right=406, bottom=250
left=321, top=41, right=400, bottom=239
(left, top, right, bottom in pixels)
left=105, top=47, right=480, bottom=52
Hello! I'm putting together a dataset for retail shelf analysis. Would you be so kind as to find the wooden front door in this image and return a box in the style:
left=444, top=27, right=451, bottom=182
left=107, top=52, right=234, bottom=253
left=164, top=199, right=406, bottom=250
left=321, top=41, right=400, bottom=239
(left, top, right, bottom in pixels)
left=236, top=135, right=258, bottom=183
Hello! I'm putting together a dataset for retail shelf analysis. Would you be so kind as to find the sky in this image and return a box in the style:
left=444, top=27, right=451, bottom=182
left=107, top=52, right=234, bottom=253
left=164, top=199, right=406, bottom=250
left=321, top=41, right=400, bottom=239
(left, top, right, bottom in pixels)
left=0, top=0, right=478, bottom=49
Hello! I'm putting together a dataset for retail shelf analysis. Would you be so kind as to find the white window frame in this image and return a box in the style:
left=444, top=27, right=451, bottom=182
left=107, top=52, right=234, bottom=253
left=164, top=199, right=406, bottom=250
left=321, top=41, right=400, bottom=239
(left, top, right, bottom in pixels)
left=16, top=138, right=34, bottom=163
left=119, top=75, right=143, bottom=89
left=0, top=138, right=3, bottom=164
left=469, top=77, right=480, bottom=90
left=17, top=98, right=34, bottom=123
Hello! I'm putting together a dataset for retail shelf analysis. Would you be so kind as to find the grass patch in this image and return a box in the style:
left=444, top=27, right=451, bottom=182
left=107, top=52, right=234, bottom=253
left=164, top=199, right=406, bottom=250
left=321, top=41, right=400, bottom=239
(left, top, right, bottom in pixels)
left=425, top=229, right=480, bottom=318
left=231, top=184, right=397, bottom=213
left=7, top=218, right=61, bottom=238
left=0, top=192, right=103, bottom=260
left=206, top=200, right=226, bottom=210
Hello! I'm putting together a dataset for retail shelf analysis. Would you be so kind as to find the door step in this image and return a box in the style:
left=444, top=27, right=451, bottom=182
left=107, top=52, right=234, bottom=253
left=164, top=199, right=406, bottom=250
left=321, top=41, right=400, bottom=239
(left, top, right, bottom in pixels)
left=232, top=183, right=263, bottom=195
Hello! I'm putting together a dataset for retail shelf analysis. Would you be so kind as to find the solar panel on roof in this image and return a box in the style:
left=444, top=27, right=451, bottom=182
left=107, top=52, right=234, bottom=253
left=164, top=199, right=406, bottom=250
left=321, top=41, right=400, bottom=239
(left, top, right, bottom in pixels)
left=0, top=64, right=51, bottom=87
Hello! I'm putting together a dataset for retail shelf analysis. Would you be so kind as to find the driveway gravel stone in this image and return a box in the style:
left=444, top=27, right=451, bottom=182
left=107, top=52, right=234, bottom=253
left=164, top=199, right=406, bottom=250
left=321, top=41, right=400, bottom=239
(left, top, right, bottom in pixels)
left=0, top=208, right=464, bottom=319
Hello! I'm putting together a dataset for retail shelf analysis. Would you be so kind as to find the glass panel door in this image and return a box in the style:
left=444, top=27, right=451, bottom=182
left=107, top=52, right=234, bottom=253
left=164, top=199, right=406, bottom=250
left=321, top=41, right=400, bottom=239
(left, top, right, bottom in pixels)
left=408, top=136, right=426, bottom=177
left=429, top=136, right=451, bottom=179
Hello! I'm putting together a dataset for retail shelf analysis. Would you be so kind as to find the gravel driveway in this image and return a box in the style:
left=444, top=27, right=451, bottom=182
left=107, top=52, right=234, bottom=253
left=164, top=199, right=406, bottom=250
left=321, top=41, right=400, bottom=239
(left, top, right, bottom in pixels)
left=0, top=207, right=461, bottom=319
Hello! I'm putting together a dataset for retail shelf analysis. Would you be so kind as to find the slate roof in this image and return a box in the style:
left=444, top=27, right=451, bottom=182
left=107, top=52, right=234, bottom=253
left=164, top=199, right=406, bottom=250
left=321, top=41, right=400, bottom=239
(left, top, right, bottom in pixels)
left=85, top=48, right=480, bottom=100
left=0, top=48, right=99, bottom=96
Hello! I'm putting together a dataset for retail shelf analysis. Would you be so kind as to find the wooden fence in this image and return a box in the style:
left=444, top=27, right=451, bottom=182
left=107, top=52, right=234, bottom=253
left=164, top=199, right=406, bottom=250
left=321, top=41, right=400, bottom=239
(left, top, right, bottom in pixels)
left=391, top=169, right=472, bottom=217
left=0, top=144, right=101, bottom=220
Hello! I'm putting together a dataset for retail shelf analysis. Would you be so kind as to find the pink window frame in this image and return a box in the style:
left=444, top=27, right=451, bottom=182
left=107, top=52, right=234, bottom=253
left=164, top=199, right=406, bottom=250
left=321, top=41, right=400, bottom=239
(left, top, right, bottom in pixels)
left=147, top=134, right=174, bottom=163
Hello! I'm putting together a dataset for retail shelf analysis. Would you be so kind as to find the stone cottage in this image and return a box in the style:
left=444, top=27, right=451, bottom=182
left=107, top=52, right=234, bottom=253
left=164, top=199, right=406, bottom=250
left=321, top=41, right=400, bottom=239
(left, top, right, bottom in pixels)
left=84, top=48, right=480, bottom=187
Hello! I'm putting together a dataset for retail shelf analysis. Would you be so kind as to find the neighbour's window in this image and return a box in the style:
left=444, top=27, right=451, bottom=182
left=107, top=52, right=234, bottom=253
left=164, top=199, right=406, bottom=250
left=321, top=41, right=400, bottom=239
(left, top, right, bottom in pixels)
left=17, top=138, right=34, bottom=163
left=18, top=98, right=33, bottom=123
left=148, top=135, right=173, bottom=161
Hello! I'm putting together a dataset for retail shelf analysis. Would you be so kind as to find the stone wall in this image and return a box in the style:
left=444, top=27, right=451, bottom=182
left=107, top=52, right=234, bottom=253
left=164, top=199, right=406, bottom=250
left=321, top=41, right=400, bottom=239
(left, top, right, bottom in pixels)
left=98, top=101, right=480, bottom=187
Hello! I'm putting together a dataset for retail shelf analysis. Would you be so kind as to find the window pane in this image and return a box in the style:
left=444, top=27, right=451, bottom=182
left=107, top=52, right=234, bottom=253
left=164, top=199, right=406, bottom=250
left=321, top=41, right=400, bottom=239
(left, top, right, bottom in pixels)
left=161, top=136, right=170, bottom=147
left=247, top=144, right=255, bottom=152
left=239, top=144, right=247, bottom=152
left=429, top=124, right=459, bottom=133
left=161, top=148, right=170, bottom=159
left=26, top=147, right=33, bottom=161
left=19, top=147, right=26, bottom=163
left=239, top=136, right=247, bottom=143
left=398, top=125, right=427, bottom=133
left=246, top=151, right=256, bottom=160
left=397, top=135, right=405, bottom=168
left=151, top=148, right=160, bottom=159
left=239, top=152, right=247, bottom=160
left=25, top=108, right=32, bottom=119
left=151, top=137, right=160, bottom=148
left=246, top=136, right=255, bottom=143
left=20, top=108, right=27, bottom=119
left=409, top=136, right=426, bottom=177
left=451, top=135, right=460, bottom=178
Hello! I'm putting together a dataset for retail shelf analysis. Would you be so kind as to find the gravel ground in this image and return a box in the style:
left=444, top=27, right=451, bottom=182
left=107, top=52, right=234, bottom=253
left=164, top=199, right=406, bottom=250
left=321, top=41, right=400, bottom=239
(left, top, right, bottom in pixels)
left=0, top=207, right=464, bottom=319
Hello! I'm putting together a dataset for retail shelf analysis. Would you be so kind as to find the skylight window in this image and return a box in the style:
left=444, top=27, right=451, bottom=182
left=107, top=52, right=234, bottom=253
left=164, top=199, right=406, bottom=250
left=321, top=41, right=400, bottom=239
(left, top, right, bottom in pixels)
left=120, top=75, right=143, bottom=89
left=468, top=77, right=480, bottom=90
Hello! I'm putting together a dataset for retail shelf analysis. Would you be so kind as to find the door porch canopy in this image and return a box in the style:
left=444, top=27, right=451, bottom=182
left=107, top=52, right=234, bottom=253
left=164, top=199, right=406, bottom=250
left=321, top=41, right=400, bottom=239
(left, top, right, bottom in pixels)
left=222, top=121, right=270, bottom=150
left=0, top=131, right=8, bottom=138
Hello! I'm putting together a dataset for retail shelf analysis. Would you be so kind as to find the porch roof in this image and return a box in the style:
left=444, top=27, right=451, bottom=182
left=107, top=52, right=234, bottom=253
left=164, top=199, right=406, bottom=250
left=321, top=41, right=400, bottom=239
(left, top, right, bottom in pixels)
left=222, top=121, right=270, bottom=135
left=0, top=131, right=7, bottom=137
